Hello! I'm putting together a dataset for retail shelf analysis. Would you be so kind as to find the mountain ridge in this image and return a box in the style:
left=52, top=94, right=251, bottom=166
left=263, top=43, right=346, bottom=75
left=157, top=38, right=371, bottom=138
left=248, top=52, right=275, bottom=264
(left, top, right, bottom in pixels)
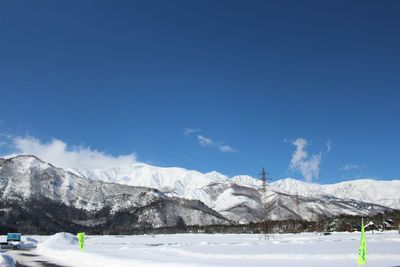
left=1, top=155, right=398, bottom=226
left=72, top=159, right=400, bottom=211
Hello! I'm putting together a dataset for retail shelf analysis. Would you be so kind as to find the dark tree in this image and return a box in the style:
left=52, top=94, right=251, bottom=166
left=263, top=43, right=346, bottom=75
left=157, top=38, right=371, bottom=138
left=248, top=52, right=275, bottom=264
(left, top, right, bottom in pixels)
left=176, top=216, right=187, bottom=232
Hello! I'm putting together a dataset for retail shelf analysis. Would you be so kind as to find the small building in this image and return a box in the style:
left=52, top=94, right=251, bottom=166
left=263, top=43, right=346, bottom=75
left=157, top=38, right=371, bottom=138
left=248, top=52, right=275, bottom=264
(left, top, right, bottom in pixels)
left=0, top=233, right=22, bottom=250
left=7, top=233, right=21, bottom=242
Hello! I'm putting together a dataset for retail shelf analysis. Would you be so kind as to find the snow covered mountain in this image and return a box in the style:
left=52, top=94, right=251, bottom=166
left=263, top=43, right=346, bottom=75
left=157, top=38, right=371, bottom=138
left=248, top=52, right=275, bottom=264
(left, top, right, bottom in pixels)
left=76, top=165, right=230, bottom=208
left=272, top=178, right=400, bottom=210
left=0, top=155, right=229, bottom=233
left=0, top=155, right=397, bottom=231
left=75, top=161, right=398, bottom=223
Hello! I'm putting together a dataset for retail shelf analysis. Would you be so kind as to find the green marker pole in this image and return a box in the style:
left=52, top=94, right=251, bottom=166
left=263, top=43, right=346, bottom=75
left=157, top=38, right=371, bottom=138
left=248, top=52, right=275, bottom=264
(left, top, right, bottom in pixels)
left=77, top=232, right=85, bottom=251
left=357, top=218, right=367, bottom=265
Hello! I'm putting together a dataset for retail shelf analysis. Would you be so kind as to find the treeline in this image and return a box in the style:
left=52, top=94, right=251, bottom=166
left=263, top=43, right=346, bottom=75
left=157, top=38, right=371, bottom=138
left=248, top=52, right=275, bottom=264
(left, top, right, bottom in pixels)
left=1, top=195, right=399, bottom=235
left=105, top=210, right=400, bottom=235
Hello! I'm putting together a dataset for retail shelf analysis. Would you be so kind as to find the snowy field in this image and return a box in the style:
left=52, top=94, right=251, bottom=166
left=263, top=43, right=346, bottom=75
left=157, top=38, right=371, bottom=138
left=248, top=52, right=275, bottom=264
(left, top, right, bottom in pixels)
left=3, top=231, right=400, bottom=267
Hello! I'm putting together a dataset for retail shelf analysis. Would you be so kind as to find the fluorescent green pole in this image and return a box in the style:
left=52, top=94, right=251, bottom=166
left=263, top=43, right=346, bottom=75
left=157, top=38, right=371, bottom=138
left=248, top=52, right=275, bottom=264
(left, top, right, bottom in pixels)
left=358, top=218, right=367, bottom=265
left=77, top=232, right=85, bottom=251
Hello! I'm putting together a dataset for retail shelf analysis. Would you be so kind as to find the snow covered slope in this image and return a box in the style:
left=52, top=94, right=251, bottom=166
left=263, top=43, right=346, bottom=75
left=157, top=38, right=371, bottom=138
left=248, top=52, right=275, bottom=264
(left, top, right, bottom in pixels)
left=77, top=163, right=400, bottom=210
left=271, top=178, right=400, bottom=210
left=77, top=165, right=230, bottom=208
left=0, top=155, right=229, bottom=232
left=75, top=162, right=398, bottom=222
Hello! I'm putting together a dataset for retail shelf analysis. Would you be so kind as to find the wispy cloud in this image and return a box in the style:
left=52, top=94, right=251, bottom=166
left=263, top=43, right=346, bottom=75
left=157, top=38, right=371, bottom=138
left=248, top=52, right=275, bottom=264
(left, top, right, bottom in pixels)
left=289, top=138, right=321, bottom=182
left=219, top=144, right=237, bottom=153
left=183, top=128, right=201, bottom=136
left=2, top=135, right=137, bottom=170
left=197, top=135, right=214, bottom=146
left=188, top=131, right=237, bottom=153
left=341, top=164, right=365, bottom=171
left=326, top=140, right=332, bottom=152
left=197, top=134, right=237, bottom=153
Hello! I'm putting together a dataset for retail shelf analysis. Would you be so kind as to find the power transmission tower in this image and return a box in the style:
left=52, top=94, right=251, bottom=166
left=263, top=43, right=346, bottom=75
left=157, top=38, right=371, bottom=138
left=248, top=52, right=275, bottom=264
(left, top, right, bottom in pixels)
left=259, top=167, right=270, bottom=239
left=294, top=192, right=300, bottom=232
left=313, top=207, right=323, bottom=235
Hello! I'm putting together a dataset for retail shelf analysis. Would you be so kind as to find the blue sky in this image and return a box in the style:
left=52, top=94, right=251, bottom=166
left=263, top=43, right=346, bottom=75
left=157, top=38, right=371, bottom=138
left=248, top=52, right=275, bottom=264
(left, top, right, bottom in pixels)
left=0, top=1, right=399, bottom=183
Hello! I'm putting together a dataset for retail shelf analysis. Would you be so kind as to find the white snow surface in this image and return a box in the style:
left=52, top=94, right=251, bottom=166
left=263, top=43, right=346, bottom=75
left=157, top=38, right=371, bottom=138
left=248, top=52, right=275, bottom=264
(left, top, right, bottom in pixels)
left=0, top=255, right=15, bottom=267
left=32, top=232, right=400, bottom=267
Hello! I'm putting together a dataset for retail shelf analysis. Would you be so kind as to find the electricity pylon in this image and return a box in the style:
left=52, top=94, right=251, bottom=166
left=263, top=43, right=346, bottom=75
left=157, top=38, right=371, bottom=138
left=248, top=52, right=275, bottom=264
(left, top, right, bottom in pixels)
left=259, top=167, right=271, bottom=239
left=294, top=192, right=300, bottom=232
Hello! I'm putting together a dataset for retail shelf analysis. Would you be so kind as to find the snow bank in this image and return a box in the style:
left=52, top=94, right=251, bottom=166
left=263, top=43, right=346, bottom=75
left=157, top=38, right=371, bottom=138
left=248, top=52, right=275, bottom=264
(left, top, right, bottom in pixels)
left=25, top=237, right=38, bottom=244
left=0, top=255, right=15, bottom=267
left=36, top=232, right=400, bottom=267
left=38, top=233, right=197, bottom=267
left=40, top=232, right=78, bottom=247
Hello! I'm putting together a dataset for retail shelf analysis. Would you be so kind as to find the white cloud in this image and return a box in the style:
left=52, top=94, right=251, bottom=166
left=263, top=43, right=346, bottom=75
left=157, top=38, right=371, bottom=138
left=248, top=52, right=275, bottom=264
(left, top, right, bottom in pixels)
left=219, top=144, right=237, bottom=153
left=326, top=140, right=332, bottom=152
left=341, top=164, right=364, bottom=171
left=197, top=135, right=214, bottom=146
left=290, top=138, right=321, bottom=182
left=196, top=134, right=237, bottom=153
left=184, top=128, right=201, bottom=136
left=5, top=136, right=137, bottom=170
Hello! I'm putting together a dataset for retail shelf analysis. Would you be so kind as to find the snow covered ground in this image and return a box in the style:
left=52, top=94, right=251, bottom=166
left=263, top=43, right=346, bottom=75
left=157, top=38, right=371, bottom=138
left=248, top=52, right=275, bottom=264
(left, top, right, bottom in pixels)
left=0, top=254, right=14, bottom=267
left=0, top=231, right=388, bottom=267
